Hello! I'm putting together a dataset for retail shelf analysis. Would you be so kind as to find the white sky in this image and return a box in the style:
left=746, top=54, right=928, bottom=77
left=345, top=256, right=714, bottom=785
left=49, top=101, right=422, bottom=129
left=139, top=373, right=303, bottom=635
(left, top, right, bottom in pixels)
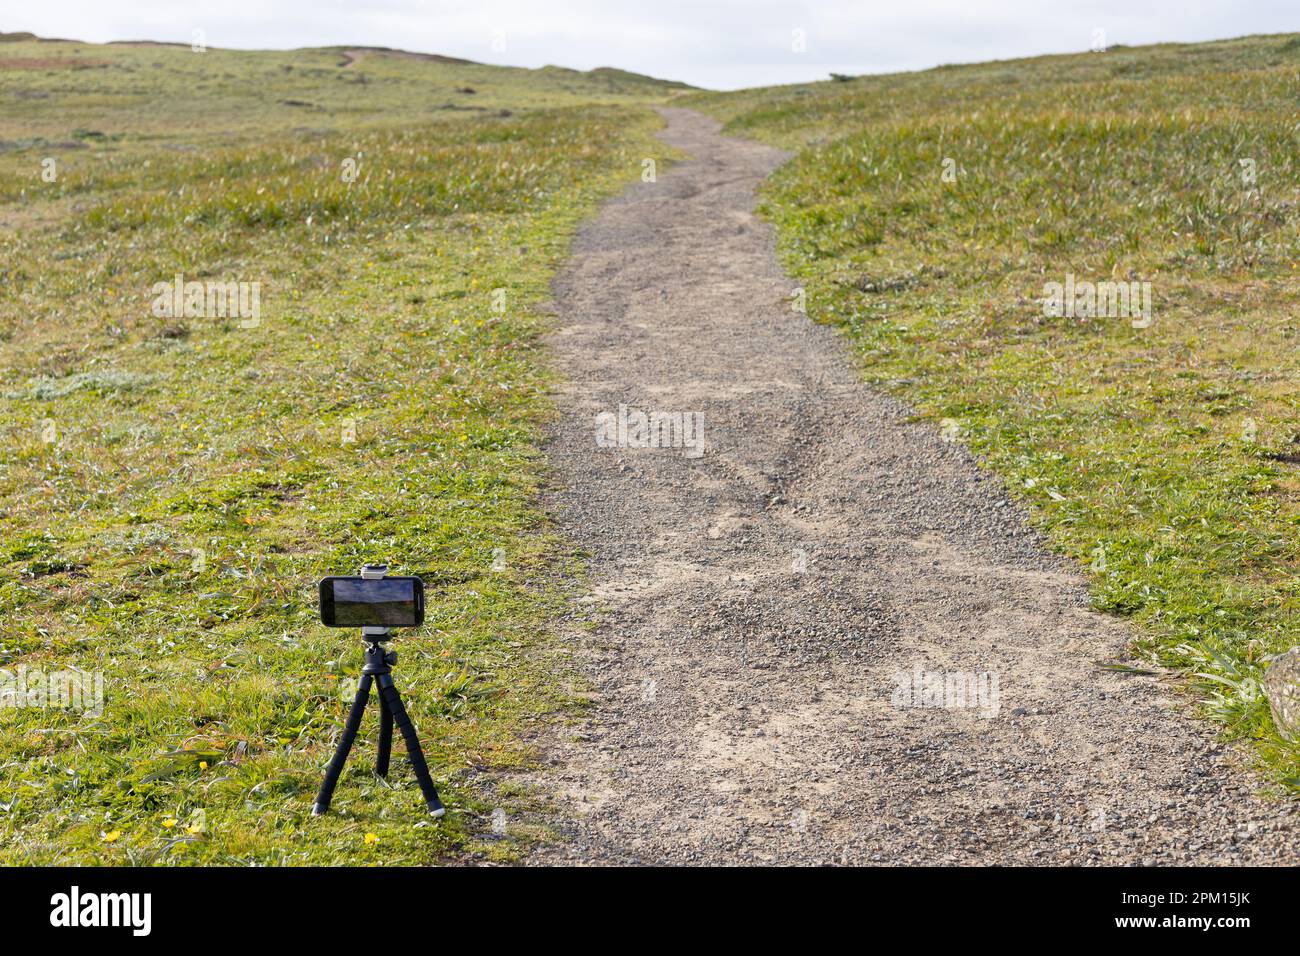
left=5, top=0, right=1297, bottom=89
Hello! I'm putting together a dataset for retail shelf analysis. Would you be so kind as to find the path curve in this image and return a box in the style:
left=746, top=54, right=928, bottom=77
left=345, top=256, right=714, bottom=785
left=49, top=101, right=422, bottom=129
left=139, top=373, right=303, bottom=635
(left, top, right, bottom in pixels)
left=526, top=107, right=1295, bottom=865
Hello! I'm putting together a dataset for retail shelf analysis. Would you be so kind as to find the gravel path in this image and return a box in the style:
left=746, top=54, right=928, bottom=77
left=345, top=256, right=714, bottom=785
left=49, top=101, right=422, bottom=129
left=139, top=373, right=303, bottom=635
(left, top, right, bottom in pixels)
left=524, top=107, right=1296, bottom=865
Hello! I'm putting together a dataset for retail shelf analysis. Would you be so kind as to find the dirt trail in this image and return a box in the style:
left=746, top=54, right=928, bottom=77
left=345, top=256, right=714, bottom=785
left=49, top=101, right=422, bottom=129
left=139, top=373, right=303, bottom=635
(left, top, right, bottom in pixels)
left=525, top=107, right=1295, bottom=865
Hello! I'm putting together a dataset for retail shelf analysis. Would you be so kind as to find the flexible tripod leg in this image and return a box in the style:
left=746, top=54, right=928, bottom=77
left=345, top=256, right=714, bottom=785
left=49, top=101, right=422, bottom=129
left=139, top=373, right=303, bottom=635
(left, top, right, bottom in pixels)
left=313, top=674, right=372, bottom=815
left=375, top=673, right=444, bottom=816
left=376, top=693, right=393, bottom=778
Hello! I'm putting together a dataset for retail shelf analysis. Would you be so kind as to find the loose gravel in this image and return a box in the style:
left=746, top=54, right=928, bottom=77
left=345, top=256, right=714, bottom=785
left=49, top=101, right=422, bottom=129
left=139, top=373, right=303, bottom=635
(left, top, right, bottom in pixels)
left=520, top=107, right=1296, bottom=865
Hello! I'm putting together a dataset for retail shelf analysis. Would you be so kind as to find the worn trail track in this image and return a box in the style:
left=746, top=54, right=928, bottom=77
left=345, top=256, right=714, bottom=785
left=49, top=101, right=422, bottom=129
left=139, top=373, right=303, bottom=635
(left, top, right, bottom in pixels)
left=523, top=108, right=1295, bottom=865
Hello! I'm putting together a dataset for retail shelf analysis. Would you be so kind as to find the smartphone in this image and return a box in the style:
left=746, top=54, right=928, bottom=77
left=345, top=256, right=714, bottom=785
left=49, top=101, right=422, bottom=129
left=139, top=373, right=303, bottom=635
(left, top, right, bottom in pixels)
left=319, top=575, right=425, bottom=628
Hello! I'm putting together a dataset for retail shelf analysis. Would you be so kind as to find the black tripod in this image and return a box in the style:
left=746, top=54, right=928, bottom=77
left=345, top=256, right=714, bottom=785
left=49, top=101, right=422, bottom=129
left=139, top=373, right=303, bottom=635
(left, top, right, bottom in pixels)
left=313, top=627, right=444, bottom=817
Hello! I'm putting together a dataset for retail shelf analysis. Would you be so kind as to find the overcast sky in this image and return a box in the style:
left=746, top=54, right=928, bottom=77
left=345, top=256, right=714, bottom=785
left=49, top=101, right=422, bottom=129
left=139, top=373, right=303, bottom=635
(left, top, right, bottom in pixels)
left=6, top=1, right=1296, bottom=89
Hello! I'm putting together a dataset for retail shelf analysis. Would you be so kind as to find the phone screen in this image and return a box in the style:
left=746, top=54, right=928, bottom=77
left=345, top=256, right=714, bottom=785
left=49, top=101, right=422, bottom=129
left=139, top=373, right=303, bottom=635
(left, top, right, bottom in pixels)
left=320, top=577, right=423, bottom=627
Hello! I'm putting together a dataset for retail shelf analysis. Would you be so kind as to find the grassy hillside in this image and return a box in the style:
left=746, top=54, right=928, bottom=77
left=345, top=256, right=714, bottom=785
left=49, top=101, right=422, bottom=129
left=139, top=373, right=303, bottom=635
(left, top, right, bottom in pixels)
left=685, top=34, right=1300, bottom=789
left=0, top=37, right=679, bottom=863
left=0, top=34, right=685, bottom=145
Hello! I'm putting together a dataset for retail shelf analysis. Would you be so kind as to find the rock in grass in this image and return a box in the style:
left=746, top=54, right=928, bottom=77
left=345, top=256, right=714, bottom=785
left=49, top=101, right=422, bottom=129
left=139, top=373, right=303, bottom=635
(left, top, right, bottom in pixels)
left=1262, top=647, right=1300, bottom=741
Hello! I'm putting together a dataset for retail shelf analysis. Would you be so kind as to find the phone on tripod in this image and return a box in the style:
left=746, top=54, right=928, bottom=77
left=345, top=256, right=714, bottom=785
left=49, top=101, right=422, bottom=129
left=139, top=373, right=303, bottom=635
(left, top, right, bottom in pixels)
left=319, top=575, right=424, bottom=628
left=313, top=566, right=442, bottom=817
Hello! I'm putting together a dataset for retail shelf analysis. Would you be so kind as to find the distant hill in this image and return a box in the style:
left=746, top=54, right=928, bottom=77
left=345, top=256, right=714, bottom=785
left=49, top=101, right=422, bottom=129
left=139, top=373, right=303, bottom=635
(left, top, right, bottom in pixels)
left=0, top=33, right=693, bottom=149
left=587, top=65, right=693, bottom=89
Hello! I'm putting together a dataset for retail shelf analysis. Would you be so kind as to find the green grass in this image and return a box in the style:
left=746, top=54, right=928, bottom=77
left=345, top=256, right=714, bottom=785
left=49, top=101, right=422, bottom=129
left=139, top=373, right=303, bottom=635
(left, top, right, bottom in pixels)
left=0, top=37, right=679, bottom=864
left=684, top=33, right=1300, bottom=790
